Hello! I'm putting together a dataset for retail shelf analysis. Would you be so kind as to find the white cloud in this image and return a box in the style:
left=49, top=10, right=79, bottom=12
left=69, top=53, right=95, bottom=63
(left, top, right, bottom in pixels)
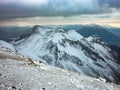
left=1, top=0, right=49, bottom=6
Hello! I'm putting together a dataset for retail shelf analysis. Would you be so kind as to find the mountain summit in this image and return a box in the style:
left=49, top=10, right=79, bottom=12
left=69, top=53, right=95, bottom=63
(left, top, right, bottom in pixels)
left=8, top=25, right=120, bottom=84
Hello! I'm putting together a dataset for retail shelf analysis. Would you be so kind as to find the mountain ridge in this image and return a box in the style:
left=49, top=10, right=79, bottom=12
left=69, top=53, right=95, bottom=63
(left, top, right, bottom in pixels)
left=9, top=25, right=120, bottom=84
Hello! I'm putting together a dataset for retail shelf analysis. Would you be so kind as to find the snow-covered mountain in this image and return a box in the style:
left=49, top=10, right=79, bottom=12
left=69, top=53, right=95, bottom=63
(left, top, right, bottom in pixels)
left=0, top=24, right=120, bottom=55
left=8, top=25, right=120, bottom=84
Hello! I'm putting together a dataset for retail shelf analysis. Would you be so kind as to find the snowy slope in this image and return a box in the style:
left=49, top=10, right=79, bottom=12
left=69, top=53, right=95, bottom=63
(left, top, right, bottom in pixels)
left=0, top=51, right=120, bottom=90
left=0, top=40, right=15, bottom=51
left=10, top=25, right=120, bottom=84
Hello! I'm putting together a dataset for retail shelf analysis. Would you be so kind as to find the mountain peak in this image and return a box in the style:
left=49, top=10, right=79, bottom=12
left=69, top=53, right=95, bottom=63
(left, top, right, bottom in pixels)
left=12, top=25, right=120, bottom=84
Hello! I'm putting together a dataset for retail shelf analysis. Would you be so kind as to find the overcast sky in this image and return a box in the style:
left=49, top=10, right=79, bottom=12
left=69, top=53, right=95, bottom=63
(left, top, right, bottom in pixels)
left=0, top=0, right=120, bottom=27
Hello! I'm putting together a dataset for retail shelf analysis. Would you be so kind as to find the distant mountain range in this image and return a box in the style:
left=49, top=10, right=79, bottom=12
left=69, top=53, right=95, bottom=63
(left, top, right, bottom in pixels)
left=0, top=24, right=120, bottom=54
left=75, top=24, right=120, bottom=54
left=104, top=25, right=120, bottom=38
left=0, top=26, right=31, bottom=41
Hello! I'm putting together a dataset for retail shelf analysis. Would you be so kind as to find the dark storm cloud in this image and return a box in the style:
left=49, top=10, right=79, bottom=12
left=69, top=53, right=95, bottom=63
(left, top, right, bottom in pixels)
left=97, top=0, right=120, bottom=9
left=0, top=0, right=120, bottom=20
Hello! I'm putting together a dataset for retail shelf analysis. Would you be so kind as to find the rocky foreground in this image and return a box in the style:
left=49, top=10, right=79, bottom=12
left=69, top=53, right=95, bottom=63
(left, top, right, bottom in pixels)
left=0, top=50, right=120, bottom=90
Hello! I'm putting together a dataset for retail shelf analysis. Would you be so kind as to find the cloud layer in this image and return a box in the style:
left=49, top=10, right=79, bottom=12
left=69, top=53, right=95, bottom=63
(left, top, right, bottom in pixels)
left=0, top=0, right=120, bottom=19
left=0, top=0, right=120, bottom=27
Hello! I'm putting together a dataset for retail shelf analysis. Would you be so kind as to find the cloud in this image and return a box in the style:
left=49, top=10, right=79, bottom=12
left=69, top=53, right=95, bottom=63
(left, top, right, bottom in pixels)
left=0, top=0, right=49, bottom=6
left=97, top=0, right=120, bottom=9
left=0, top=0, right=120, bottom=26
left=1, top=0, right=120, bottom=27
left=1, top=13, right=120, bottom=27
left=0, top=0, right=101, bottom=19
